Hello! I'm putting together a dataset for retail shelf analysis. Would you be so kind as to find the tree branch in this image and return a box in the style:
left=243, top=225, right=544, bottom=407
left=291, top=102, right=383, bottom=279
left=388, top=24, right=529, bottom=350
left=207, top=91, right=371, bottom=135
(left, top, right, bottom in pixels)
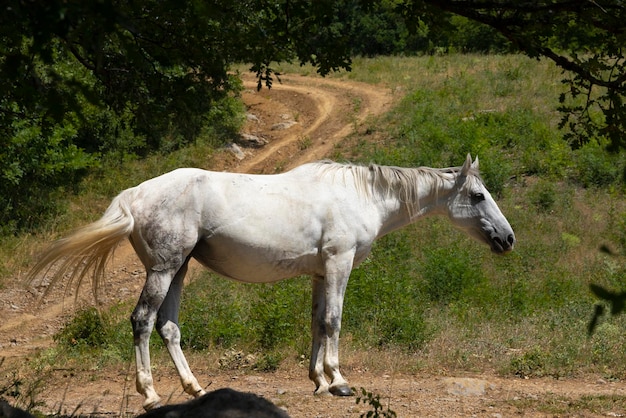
left=64, top=41, right=96, bottom=72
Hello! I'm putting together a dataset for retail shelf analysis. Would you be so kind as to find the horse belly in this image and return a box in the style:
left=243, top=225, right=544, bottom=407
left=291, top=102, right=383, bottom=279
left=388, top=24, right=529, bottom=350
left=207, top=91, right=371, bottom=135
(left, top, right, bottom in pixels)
left=191, top=237, right=321, bottom=283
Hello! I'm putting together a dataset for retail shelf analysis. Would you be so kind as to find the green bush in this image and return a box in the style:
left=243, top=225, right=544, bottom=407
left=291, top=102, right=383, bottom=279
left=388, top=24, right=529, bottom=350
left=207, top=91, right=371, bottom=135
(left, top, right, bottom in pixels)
left=345, top=232, right=430, bottom=350
left=509, top=347, right=547, bottom=378
left=179, top=277, right=248, bottom=350
left=179, top=275, right=311, bottom=353
left=573, top=143, right=624, bottom=188
left=420, top=246, right=484, bottom=304
left=54, top=307, right=108, bottom=351
left=528, top=180, right=557, bottom=212
left=250, top=279, right=311, bottom=351
left=0, top=39, right=245, bottom=234
left=0, top=119, right=98, bottom=234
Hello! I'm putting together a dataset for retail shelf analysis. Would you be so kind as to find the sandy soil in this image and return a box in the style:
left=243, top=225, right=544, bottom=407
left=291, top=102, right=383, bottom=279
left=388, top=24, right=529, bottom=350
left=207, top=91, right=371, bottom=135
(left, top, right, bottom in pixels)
left=1, top=72, right=625, bottom=417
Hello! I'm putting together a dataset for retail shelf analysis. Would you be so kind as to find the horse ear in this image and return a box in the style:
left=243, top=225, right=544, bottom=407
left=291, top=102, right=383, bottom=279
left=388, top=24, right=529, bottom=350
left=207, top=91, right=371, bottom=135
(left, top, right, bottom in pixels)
left=461, top=154, right=472, bottom=176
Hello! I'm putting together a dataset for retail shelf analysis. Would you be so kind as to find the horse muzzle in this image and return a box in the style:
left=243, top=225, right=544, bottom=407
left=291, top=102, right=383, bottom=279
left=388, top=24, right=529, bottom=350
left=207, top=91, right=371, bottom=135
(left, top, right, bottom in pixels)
left=490, top=233, right=515, bottom=254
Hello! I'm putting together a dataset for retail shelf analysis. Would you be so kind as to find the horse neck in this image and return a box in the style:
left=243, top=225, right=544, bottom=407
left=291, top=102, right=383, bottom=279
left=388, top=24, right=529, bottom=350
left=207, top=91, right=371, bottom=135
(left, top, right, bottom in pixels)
left=372, top=167, right=457, bottom=237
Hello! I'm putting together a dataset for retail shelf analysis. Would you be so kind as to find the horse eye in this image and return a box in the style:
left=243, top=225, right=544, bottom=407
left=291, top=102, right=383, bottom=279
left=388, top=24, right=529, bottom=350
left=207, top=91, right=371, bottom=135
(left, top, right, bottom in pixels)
left=471, top=192, right=485, bottom=203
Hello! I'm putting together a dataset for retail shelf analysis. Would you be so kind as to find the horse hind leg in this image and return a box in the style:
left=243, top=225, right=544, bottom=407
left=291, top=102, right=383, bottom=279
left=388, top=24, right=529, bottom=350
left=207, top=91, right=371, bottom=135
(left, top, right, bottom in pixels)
left=156, top=259, right=206, bottom=400
left=310, top=275, right=331, bottom=395
left=132, top=273, right=168, bottom=410
left=131, top=257, right=196, bottom=410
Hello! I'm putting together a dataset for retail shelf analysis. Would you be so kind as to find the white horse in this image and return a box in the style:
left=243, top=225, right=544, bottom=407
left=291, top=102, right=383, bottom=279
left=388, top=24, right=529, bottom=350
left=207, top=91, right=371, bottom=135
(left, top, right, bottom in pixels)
left=28, top=155, right=514, bottom=410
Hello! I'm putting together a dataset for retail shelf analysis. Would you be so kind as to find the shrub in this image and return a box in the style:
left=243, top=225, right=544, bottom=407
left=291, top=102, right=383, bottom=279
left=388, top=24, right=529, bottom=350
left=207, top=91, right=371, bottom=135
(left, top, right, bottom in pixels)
left=345, top=232, right=430, bottom=350
left=54, top=307, right=108, bottom=351
left=0, top=120, right=98, bottom=234
left=250, top=279, right=311, bottom=351
left=573, top=144, right=624, bottom=188
left=179, top=275, right=311, bottom=352
left=528, top=180, right=557, bottom=212
left=509, top=347, right=547, bottom=378
left=179, top=277, right=247, bottom=350
left=0, top=50, right=244, bottom=234
left=420, top=246, right=484, bottom=305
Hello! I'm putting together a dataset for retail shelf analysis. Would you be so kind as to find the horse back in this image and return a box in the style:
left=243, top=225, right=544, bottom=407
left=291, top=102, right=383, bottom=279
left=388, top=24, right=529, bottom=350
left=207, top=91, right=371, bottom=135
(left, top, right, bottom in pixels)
left=126, top=167, right=380, bottom=282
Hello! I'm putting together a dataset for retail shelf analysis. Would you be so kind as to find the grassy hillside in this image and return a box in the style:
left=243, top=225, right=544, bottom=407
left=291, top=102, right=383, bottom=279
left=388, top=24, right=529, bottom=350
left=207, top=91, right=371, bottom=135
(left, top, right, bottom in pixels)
left=12, top=55, right=626, bottom=381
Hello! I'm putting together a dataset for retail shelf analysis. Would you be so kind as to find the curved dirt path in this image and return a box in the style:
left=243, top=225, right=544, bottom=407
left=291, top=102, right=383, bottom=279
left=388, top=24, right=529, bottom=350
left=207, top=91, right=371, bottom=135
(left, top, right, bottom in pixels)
left=218, top=73, right=392, bottom=173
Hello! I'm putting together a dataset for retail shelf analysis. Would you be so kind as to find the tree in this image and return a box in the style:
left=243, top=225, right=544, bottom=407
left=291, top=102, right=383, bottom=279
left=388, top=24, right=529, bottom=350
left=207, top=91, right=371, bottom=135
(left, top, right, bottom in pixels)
left=400, top=0, right=626, bottom=150
left=0, top=0, right=363, bottom=232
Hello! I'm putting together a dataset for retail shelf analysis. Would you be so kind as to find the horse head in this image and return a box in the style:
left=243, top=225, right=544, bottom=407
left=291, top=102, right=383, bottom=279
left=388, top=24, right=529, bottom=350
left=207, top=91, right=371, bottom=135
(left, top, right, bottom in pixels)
left=447, top=154, right=515, bottom=254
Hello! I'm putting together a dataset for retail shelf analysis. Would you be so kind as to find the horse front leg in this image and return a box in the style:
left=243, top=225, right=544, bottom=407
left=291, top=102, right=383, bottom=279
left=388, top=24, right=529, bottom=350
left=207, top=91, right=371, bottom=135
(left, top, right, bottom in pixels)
left=156, top=261, right=206, bottom=400
left=309, top=263, right=354, bottom=397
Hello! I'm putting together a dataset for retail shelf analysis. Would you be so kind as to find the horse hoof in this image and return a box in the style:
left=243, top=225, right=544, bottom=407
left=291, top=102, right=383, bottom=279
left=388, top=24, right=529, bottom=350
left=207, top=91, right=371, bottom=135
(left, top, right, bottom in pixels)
left=143, top=400, right=163, bottom=411
left=314, top=387, right=332, bottom=397
left=330, top=384, right=354, bottom=396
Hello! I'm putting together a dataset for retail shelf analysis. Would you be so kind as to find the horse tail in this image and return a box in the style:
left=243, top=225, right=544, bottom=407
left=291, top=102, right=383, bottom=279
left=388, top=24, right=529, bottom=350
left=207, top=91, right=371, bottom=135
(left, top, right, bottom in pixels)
left=27, top=188, right=137, bottom=300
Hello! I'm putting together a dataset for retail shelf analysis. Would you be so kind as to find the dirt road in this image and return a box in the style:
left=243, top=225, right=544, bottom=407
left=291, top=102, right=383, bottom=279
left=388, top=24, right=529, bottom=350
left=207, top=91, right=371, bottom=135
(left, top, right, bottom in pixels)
left=1, top=73, right=625, bottom=417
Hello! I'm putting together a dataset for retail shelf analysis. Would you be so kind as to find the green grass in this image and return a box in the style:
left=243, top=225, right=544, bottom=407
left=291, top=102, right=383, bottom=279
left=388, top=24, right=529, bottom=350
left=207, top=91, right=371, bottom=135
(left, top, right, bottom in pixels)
left=9, top=55, right=626, bottom=395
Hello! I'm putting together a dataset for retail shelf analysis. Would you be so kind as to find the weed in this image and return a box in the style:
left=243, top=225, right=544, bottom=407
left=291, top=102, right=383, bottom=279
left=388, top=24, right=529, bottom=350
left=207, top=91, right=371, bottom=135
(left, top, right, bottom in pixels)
left=354, top=387, right=397, bottom=418
left=0, top=363, right=45, bottom=414
left=274, top=160, right=286, bottom=173
left=509, top=348, right=546, bottom=378
left=297, top=136, right=312, bottom=150
left=254, top=352, right=283, bottom=372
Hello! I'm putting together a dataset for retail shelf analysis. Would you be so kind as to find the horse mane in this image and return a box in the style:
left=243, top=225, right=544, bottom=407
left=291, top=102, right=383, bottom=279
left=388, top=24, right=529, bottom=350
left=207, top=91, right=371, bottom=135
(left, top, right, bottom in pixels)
left=307, top=160, right=481, bottom=217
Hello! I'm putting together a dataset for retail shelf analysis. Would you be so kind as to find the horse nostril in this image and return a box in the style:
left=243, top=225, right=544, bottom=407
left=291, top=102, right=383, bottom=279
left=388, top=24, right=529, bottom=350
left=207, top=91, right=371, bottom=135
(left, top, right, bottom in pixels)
left=507, top=234, right=515, bottom=246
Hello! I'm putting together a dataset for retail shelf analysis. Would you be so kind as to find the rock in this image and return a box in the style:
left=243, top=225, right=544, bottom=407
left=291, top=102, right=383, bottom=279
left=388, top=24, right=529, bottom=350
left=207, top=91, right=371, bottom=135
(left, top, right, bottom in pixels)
left=271, top=121, right=297, bottom=130
left=246, top=113, right=260, bottom=122
left=219, top=348, right=256, bottom=369
left=224, top=143, right=246, bottom=160
left=443, top=377, right=495, bottom=396
left=237, top=133, right=268, bottom=148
